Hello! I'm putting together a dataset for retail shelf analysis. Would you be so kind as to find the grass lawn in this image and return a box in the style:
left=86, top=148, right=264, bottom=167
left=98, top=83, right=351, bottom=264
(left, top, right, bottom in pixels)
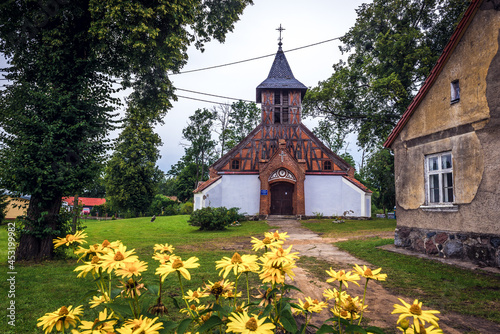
left=301, top=217, right=397, bottom=238
left=0, top=216, right=271, bottom=334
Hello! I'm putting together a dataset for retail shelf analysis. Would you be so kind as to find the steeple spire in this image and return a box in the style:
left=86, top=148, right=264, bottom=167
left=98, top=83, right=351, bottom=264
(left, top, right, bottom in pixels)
left=276, top=24, right=285, bottom=50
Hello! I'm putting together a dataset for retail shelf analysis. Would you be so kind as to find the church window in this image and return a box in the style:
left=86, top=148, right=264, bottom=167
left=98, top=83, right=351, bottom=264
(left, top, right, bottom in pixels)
left=324, top=160, right=332, bottom=170
left=451, top=80, right=460, bottom=103
left=425, top=152, right=453, bottom=204
left=282, top=107, right=289, bottom=123
left=274, top=108, right=281, bottom=123
left=282, top=90, right=289, bottom=105
left=231, top=159, right=240, bottom=170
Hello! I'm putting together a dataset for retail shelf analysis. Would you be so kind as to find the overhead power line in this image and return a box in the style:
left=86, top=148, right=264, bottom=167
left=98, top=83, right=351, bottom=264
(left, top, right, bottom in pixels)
left=169, top=36, right=343, bottom=75
left=176, top=88, right=253, bottom=103
left=177, top=95, right=233, bottom=106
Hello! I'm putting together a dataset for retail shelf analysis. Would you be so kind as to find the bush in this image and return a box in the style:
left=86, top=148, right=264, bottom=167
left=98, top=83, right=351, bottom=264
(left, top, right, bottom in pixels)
left=188, top=206, right=243, bottom=231
left=180, top=201, right=193, bottom=215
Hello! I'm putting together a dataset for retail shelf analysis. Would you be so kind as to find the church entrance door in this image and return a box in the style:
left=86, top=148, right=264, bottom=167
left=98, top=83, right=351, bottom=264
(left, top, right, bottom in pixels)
left=270, top=182, right=294, bottom=215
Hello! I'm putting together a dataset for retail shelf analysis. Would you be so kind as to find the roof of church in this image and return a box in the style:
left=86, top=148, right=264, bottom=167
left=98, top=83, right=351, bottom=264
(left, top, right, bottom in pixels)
left=193, top=175, right=222, bottom=193
left=256, top=46, right=308, bottom=103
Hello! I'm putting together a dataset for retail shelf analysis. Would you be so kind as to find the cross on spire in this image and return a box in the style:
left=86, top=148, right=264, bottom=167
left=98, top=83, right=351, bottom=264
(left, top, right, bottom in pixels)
left=276, top=24, right=285, bottom=50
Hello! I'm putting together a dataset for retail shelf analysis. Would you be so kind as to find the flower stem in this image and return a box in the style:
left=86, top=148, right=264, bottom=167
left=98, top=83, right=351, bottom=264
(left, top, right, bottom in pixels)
left=357, top=278, right=369, bottom=325
left=338, top=282, right=343, bottom=334
left=177, top=271, right=195, bottom=319
left=245, top=272, right=250, bottom=304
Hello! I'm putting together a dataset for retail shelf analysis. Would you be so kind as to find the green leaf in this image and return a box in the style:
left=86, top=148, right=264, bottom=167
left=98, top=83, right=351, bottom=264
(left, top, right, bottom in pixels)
left=316, top=324, right=337, bottom=334
left=279, top=309, right=297, bottom=333
left=345, top=324, right=367, bottom=334
left=159, top=320, right=178, bottom=332
left=105, top=302, right=133, bottom=319
left=170, top=296, right=181, bottom=309
left=176, top=318, right=193, bottom=334
left=365, top=326, right=387, bottom=334
left=76, top=290, right=99, bottom=304
left=196, top=315, right=223, bottom=333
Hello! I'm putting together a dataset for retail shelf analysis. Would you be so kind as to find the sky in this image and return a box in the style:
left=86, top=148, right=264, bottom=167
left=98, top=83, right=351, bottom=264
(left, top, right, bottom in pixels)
left=1, top=0, right=370, bottom=173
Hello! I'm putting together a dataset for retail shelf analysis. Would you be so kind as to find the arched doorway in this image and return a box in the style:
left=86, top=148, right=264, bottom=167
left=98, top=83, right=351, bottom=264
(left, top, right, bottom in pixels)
left=270, top=182, right=294, bottom=215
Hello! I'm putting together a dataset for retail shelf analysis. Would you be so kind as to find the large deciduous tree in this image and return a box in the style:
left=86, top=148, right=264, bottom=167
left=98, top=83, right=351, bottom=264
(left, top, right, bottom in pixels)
left=303, top=0, right=469, bottom=149
left=0, top=0, right=252, bottom=260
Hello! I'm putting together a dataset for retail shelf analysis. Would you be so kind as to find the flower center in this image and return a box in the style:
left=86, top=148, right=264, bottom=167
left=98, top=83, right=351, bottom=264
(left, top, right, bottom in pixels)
left=190, top=304, right=197, bottom=310
left=102, top=240, right=110, bottom=247
left=313, top=299, right=319, bottom=304
left=58, top=306, right=69, bottom=316
left=410, top=304, right=422, bottom=315
left=277, top=248, right=285, bottom=256
left=273, top=231, right=279, bottom=239
left=263, top=237, right=271, bottom=244
left=92, top=318, right=101, bottom=329
left=91, top=256, right=100, bottom=264
left=193, top=291, right=199, bottom=298
left=364, top=268, right=373, bottom=276
left=303, top=301, right=310, bottom=310
left=172, top=259, right=183, bottom=269
left=245, top=317, right=258, bottom=331
left=66, top=234, right=73, bottom=241
left=231, top=252, right=243, bottom=264
left=114, top=251, right=125, bottom=261
left=210, top=282, right=223, bottom=296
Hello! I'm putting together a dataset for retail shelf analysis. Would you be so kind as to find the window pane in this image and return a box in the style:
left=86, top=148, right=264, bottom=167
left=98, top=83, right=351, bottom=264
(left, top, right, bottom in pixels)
left=429, top=157, right=438, bottom=171
left=429, top=174, right=439, bottom=202
left=442, top=173, right=453, bottom=202
left=442, top=154, right=452, bottom=169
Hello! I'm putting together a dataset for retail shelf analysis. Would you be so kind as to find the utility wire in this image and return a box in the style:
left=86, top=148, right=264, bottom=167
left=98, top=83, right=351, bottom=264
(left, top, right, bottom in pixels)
left=177, top=95, right=233, bottom=106
left=176, top=88, right=253, bottom=103
left=169, top=36, right=343, bottom=75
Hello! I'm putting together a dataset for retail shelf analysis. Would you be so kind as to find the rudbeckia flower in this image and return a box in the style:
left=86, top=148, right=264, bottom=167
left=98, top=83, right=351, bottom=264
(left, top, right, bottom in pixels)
left=78, top=308, right=117, bottom=334
left=352, top=264, right=387, bottom=281
left=89, top=293, right=110, bottom=308
left=152, top=252, right=178, bottom=264
left=74, top=255, right=102, bottom=278
left=392, top=299, right=440, bottom=333
left=155, top=256, right=199, bottom=281
left=185, top=288, right=209, bottom=303
left=117, top=315, right=164, bottom=334
left=226, top=311, right=275, bottom=334
left=325, top=268, right=360, bottom=288
left=260, top=246, right=299, bottom=267
left=294, top=297, right=328, bottom=314
left=259, top=261, right=296, bottom=284
left=323, top=288, right=348, bottom=302
left=153, top=243, right=175, bottom=254
left=264, top=230, right=290, bottom=242
left=100, top=244, right=138, bottom=273
left=53, top=231, right=87, bottom=249
left=203, top=279, right=236, bottom=299
left=331, top=295, right=367, bottom=321
left=114, top=260, right=148, bottom=278
left=216, top=252, right=259, bottom=278
left=37, top=305, right=84, bottom=334
left=251, top=236, right=283, bottom=251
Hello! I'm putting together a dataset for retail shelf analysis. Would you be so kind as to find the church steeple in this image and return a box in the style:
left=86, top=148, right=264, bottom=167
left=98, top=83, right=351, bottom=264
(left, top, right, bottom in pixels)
left=256, top=26, right=307, bottom=125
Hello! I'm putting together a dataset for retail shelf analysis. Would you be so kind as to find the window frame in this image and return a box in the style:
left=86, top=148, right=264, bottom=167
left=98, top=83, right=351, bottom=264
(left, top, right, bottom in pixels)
left=231, top=159, right=240, bottom=170
left=424, top=152, right=454, bottom=206
left=451, top=80, right=460, bottom=104
left=323, top=160, right=332, bottom=171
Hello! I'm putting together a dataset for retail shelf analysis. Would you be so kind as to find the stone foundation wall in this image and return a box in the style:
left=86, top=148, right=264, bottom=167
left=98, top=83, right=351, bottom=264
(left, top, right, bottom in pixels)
left=395, top=226, right=500, bottom=267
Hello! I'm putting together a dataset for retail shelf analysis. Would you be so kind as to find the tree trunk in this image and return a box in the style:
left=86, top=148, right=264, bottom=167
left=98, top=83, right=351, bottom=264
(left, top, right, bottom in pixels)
left=16, top=194, right=62, bottom=261
left=72, top=194, right=79, bottom=234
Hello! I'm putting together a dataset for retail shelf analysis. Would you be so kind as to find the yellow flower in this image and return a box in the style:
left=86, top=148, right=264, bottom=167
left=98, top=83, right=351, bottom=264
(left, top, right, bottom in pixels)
left=117, top=315, right=164, bottom=334
left=74, top=243, right=109, bottom=262
left=153, top=243, right=175, bottom=254
left=264, top=230, right=289, bottom=242
left=294, top=297, right=328, bottom=314
left=185, top=288, right=209, bottom=303
left=118, top=278, right=146, bottom=298
left=181, top=303, right=207, bottom=315
left=203, top=279, right=236, bottom=299
left=352, top=264, right=387, bottom=281
left=114, top=260, right=148, bottom=278
left=155, top=256, right=199, bottom=281
left=398, top=322, right=443, bottom=334
left=89, top=292, right=111, bottom=308
left=331, top=295, right=367, bottom=321
left=152, top=252, right=178, bottom=264
left=74, top=255, right=102, bottom=278
left=259, top=261, right=296, bottom=284
left=216, top=252, right=259, bottom=278
left=53, top=231, right=87, bottom=249
left=37, top=305, right=84, bottom=334
left=323, top=288, right=348, bottom=302
left=226, top=311, right=275, bottom=334
left=392, top=299, right=440, bottom=333
left=251, top=236, right=283, bottom=251
left=78, top=308, right=117, bottom=334
left=325, top=268, right=360, bottom=288
left=260, top=245, right=299, bottom=267
left=100, top=244, right=138, bottom=273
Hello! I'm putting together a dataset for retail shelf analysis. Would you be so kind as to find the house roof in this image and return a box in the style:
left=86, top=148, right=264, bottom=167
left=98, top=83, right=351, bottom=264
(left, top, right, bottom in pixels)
left=256, top=45, right=308, bottom=103
left=62, top=197, right=106, bottom=206
left=193, top=176, right=222, bottom=193
left=383, top=0, right=482, bottom=148
left=343, top=176, right=373, bottom=193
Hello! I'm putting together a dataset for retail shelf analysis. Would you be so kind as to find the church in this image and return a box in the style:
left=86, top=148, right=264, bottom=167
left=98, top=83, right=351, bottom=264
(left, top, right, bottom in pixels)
left=193, top=36, right=372, bottom=218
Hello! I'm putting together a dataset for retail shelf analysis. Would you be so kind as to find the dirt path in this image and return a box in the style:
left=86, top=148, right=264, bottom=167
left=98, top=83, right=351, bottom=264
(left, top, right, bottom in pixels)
left=267, top=218, right=500, bottom=334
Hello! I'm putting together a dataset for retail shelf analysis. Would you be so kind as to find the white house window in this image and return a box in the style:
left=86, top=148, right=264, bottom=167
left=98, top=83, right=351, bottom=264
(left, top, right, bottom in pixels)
left=426, top=152, right=453, bottom=204
left=451, top=80, right=460, bottom=103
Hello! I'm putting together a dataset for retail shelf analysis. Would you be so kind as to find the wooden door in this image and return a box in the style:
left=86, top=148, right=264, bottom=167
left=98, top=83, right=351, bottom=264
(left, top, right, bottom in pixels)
left=270, top=182, right=294, bottom=215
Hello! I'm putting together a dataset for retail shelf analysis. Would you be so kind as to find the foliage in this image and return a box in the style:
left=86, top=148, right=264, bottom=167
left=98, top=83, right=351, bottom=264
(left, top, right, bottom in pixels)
left=361, top=149, right=395, bottom=215
left=81, top=173, right=107, bottom=198
left=0, top=0, right=253, bottom=260
left=36, top=229, right=448, bottom=334
left=188, top=207, right=243, bottom=231
left=224, top=100, right=260, bottom=151
left=303, top=0, right=469, bottom=150
left=149, top=194, right=178, bottom=216
left=0, top=193, right=9, bottom=223
left=105, top=104, right=163, bottom=217
left=179, top=202, right=194, bottom=215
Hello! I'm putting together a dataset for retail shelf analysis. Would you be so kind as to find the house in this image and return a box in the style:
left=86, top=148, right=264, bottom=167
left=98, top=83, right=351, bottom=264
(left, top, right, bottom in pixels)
left=194, top=38, right=372, bottom=218
left=3, top=194, right=30, bottom=220
left=62, top=197, right=106, bottom=215
left=384, top=0, right=500, bottom=267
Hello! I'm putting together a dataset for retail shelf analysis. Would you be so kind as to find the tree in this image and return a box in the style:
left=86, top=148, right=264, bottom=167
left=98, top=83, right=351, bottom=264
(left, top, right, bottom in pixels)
left=0, top=0, right=252, bottom=260
left=225, top=101, right=260, bottom=150
left=174, top=163, right=203, bottom=203
left=361, top=148, right=395, bottom=216
left=181, top=108, right=217, bottom=189
left=105, top=104, right=163, bottom=217
left=211, top=103, right=232, bottom=158
left=303, top=0, right=469, bottom=150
